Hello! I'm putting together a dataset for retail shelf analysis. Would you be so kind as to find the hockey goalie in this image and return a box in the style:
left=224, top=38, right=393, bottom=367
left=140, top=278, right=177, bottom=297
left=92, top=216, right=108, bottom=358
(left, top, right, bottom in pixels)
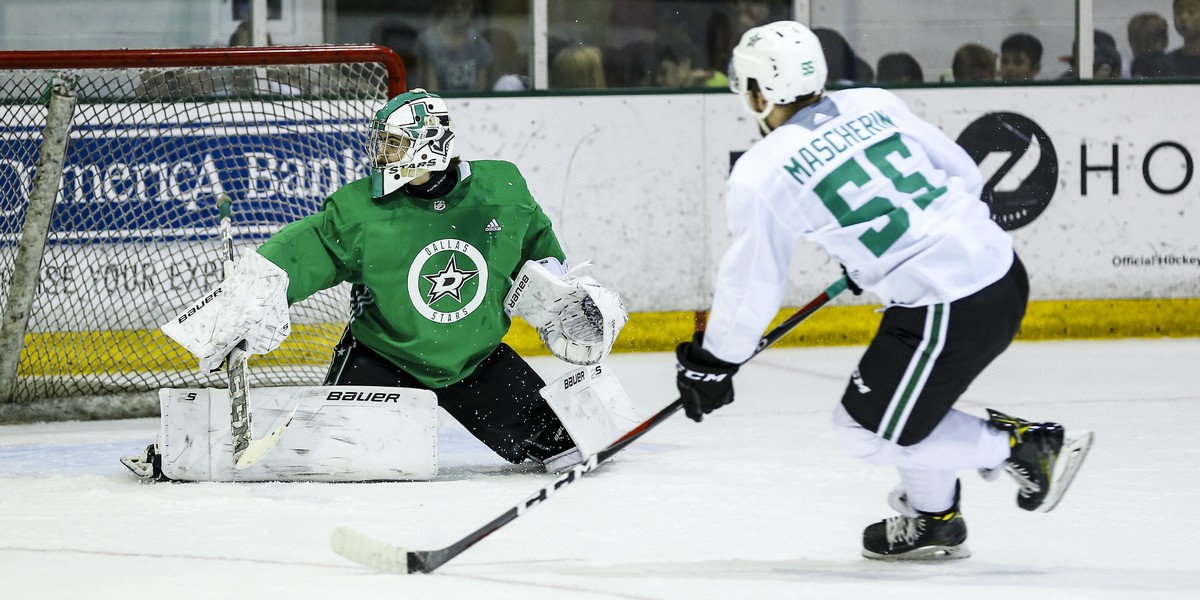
left=122, top=89, right=636, bottom=482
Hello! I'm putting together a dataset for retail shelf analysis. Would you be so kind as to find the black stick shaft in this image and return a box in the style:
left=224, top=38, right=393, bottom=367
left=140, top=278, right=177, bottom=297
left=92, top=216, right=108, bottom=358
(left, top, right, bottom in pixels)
left=406, top=277, right=849, bottom=573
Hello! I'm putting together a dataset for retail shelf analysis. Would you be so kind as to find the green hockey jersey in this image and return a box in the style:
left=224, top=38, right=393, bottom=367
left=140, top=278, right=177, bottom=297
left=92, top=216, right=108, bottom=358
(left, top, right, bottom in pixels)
left=257, top=160, right=564, bottom=388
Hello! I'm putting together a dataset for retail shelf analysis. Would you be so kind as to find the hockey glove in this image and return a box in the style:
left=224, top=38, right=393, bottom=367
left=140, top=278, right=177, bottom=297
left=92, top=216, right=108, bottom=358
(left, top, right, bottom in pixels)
left=505, top=259, right=628, bottom=365
left=161, top=249, right=291, bottom=373
left=675, top=333, right=739, bottom=422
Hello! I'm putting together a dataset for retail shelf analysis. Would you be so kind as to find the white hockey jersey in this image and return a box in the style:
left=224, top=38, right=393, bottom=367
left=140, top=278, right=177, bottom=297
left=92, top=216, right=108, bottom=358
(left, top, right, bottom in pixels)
left=704, top=87, right=1013, bottom=364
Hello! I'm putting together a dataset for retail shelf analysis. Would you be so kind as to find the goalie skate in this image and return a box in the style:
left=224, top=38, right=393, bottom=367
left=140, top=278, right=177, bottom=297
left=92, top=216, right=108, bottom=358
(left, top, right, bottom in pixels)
left=119, top=443, right=167, bottom=482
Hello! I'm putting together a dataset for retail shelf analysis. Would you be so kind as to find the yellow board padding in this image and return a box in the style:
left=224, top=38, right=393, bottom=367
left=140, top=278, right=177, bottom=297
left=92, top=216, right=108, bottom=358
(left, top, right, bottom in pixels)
left=15, top=323, right=346, bottom=376
left=14, top=298, right=1200, bottom=376
left=505, top=297, right=1200, bottom=356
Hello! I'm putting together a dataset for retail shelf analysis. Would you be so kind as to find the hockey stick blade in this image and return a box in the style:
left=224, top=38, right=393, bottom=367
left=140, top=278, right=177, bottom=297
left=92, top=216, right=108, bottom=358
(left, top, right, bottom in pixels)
left=234, top=403, right=299, bottom=470
left=1035, top=430, right=1095, bottom=513
left=331, top=277, right=848, bottom=574
left=332, top=526, right=415, bottom=574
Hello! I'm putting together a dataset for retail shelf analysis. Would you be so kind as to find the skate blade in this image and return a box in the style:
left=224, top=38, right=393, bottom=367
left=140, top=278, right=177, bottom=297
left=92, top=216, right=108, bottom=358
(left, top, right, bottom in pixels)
left=1036, top=430, right=1095, bottom=513
left=862, top=544, right=971, bottom=561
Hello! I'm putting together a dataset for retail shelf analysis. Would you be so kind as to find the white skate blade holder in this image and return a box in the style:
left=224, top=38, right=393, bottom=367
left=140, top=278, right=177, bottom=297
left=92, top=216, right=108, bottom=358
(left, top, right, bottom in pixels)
left=1037, top=430, right=1095, bottom=513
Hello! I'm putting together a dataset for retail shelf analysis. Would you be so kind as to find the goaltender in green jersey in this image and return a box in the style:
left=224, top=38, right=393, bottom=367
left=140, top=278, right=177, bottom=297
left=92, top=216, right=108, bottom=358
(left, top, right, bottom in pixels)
left=127, top=89, right=631, bottom=482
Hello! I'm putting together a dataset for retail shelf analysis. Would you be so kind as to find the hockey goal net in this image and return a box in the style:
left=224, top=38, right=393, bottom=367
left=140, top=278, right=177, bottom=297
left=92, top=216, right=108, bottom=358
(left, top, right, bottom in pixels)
left=0, top=45, right=405, bottom=421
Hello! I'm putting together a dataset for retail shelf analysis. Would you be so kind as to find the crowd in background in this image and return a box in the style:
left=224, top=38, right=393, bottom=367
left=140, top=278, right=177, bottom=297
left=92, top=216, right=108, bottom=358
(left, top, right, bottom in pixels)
left=355, top=0, right=1200, bottom=92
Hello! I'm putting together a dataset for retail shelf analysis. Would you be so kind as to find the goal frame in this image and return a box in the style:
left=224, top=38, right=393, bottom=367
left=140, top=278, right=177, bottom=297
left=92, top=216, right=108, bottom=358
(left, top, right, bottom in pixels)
left=0, top=44, right=405, bottom=418
left=0, top=45, right=405, bottom=97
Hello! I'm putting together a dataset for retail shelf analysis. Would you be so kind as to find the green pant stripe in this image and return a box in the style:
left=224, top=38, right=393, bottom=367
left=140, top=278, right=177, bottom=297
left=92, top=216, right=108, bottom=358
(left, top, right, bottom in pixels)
left=881, top=304, right=945, bottom=441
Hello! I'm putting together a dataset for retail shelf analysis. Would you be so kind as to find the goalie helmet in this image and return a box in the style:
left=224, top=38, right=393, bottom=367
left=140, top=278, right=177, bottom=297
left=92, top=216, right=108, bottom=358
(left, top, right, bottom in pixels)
left=369, top=88, right=456, bottom=198
left=729, top=21, right=828, bottom=125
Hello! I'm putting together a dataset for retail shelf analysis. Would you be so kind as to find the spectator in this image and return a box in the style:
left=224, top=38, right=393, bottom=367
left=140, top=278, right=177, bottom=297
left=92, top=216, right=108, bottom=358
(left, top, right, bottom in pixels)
left=653, top=29, right=727, bottom=88
left=1058, top=30, right=1122, bottom=80
left=413, top=0, right=494, bottom=92
left=813, top=28, right=874, bottom=85
left=603, top=41, right=655, bottom=88
left=707, top=11, right=735, bottom=79
left=551, top=45, right=607, bottom=89
left=876, top=52, right=924, bottom=84
left=1127, top=12, right=1169, bottom=78
left=734, top=0, right=773, bottom=34
left=370, top=19, right=418, bottom=81
left=952, top=43, right=997, bottom=82
left=483, top=26, right=529, bottom=92
left=1000, top=33, right=1043, bottom=81
left=1161, top=0, right=1200, bottom=77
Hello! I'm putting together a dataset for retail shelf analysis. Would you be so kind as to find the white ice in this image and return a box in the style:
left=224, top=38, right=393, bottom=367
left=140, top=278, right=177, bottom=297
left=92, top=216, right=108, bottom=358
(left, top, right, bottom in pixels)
left=2, top=339, right=1198, bottom=600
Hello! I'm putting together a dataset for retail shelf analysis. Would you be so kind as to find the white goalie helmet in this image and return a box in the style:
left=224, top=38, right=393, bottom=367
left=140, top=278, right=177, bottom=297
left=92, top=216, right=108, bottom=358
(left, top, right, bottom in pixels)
left=729, top=21, right=828, bottom=125
left=369, top=88, right=457, bottom=198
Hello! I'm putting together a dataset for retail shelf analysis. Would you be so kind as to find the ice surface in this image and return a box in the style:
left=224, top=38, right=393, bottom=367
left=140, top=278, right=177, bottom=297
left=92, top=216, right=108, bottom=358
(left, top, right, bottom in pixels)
left=2, top=339, right=1198, bottom=599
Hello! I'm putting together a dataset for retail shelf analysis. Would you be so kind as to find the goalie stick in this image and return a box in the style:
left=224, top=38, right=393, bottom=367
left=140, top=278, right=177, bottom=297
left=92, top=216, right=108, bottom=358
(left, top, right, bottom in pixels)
left=216, top=194, right=296, bottom=470
left=331, top=277, right=851, bottom=574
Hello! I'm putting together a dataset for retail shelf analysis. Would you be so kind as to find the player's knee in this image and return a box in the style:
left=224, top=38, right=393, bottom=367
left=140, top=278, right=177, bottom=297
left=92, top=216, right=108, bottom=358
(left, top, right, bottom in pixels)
left=831, top=404, right=902, bottom=466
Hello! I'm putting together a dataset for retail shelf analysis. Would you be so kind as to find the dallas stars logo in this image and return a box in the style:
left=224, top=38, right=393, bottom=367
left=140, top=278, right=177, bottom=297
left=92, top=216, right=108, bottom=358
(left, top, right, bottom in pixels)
left=421, top=254, right=478, bottom=305
left=407, top=238, right=490, bottom=324
left=747, top=32, right=763, bottom=47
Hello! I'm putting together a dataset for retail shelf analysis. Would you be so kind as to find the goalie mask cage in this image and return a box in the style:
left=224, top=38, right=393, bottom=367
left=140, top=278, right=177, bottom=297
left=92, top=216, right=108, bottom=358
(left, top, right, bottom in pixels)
left=0, top=45, right=405, bottom=422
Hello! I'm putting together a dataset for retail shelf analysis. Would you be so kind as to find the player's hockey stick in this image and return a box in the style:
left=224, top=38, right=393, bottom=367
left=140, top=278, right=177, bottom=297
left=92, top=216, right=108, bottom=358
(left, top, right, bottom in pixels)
left=217, top=194, right=296, bottom=470
left=331, top=276, right=850, bottom=574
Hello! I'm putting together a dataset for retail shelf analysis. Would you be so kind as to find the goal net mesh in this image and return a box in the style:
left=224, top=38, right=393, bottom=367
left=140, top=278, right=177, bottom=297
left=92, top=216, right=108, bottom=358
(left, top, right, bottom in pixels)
left=0, top=47, right=402, bottom=413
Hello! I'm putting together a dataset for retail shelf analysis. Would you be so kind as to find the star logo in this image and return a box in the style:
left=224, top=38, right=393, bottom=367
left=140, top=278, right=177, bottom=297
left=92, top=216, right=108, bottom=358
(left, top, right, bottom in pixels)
left=408, top=238, right=489, bottom=324
left=421, top=254, right=479, bottom=305
left=747, top=33, right=763, bottom=47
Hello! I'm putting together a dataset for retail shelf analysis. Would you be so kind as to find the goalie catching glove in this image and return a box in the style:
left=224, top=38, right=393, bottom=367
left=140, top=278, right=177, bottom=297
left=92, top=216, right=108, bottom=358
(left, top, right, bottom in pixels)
left=505, top=259, right=627, bottom=365
left=161, top=249, right=291, bottom=372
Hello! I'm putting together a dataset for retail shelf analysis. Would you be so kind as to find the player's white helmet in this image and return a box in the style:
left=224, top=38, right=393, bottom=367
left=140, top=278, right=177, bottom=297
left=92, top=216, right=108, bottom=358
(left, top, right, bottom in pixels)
left=369, top=88, right=456, bottom=198
left=729, top=21, right=828, bottom=127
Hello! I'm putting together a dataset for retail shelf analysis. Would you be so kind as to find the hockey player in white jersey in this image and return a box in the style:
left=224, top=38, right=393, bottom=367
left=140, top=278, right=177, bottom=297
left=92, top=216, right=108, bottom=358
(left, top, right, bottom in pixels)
left=674, top=21, right=1093, bottom=560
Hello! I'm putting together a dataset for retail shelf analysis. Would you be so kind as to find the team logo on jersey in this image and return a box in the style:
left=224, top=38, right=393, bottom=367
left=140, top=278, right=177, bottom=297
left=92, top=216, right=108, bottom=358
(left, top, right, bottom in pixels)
left=956, top=112, right=1058, bottom=231
left=407, top=238, right=489, bottom=323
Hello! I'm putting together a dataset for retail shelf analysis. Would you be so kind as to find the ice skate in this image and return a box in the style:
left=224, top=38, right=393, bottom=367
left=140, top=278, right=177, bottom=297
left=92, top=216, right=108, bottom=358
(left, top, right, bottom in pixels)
left=862, top=483, right=970, bottom=561
left=986, top=409, right=1094, bottom=512
left=120, top=442, right=167, bottom=482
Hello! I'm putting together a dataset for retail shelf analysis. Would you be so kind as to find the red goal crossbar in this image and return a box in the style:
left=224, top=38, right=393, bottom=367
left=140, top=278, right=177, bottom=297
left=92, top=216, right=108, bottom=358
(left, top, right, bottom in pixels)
left=0, top=44, right=407, bottom=97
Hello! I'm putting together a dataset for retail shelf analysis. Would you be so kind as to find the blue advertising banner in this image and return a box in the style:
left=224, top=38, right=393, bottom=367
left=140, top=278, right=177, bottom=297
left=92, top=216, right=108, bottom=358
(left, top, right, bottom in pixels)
left=1, top=117, right=369, bottom=243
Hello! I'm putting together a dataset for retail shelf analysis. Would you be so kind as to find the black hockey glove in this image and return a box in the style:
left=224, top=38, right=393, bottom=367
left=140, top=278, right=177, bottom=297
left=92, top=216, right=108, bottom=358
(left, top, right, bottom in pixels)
left=840, top=264, right=863, bottom=295
left=675, top=333, right=740, bottom=423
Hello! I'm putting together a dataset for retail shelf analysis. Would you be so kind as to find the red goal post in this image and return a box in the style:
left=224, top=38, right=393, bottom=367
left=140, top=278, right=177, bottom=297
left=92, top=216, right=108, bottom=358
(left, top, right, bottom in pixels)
left=0, top=45, right=405, bottom=421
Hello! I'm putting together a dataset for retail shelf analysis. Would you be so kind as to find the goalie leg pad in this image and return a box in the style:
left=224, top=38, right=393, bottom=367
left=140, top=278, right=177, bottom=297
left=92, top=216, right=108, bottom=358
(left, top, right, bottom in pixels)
left=158, top=386, right=438, bottom=481
left=539, top=363, right=639, bottom=457
left=505, top=260, right=628, bottom=365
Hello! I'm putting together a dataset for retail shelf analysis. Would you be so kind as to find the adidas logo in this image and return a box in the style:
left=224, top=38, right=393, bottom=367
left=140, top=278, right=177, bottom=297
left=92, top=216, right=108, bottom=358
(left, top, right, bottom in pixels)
left=484, top=218, right=502, bottom=232
left=813, top=112, right=832, bottom=125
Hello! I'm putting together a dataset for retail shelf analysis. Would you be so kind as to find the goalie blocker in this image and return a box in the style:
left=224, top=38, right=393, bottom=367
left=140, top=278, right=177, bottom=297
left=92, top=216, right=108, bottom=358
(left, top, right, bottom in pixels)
left=125, top=364, right=637, bottom=481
